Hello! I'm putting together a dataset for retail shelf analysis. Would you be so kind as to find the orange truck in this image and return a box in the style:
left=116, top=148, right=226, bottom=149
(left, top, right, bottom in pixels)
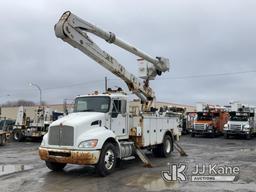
left=191, top=103, right=229, bottom=137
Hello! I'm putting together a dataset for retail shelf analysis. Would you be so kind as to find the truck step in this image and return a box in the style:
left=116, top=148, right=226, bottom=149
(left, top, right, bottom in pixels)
left=122, top=156, right=135, bottom=161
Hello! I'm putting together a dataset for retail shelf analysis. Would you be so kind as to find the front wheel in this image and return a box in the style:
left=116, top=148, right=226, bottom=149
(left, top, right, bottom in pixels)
left=224, top=133, right=229, bottom=139
left=96, top=143, right=117, bottom=177
left=246, top=133, right=252, bottom=140
left=45, top=161, right=66, bottom=171
left=13, top=129, right=24, bottom=142
left=209, top=130, right=215, bottom=138
left=0, top=134, right=6, bottom=146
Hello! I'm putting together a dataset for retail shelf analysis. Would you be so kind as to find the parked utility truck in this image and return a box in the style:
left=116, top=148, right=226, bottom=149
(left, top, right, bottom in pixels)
left=0, top=117, right=15, bottom=146
left=191, top=103, right=229, bottom=137
left=224, top=102, right=256, bottom=139
left=39, top=11, right=181, bottom=176
left=13, top=106, right=63, bottom=141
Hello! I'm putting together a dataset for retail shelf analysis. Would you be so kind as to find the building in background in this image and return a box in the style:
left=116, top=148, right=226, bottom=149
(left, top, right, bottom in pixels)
left=0, top=101, right=195, bottom=120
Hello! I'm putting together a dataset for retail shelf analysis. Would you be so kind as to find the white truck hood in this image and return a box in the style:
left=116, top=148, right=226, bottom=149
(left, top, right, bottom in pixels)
left=50, top=112, right=105, bottom=128
left=228, top=121, right=248, bottom=126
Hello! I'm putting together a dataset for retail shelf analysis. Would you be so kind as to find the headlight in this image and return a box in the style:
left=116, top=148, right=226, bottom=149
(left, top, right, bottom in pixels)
left=207, top=125, right=213, bottom=129
left=78, top=139, right=98, bottom=148
left=224, top=124, right=229, bottom=130
left=243, top=124, right=250, bottom=129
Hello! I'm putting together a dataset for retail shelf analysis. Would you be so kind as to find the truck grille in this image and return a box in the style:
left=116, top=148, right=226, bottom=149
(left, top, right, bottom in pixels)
left=194, top=124, right=205, bottom=130
left=230, top=124, right=241, bottom=131
left=48, top=125, right=74, bottom=146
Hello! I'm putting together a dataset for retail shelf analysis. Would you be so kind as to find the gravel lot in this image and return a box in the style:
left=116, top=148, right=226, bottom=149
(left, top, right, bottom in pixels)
left=0, top=135, right=256, bottom=192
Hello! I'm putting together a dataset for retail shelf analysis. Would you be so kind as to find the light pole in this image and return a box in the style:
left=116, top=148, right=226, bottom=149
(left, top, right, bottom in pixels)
left=29, top=83, right=42, bottom=106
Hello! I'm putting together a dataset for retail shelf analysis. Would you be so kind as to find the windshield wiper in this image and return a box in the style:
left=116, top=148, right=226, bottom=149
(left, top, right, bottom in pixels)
left=80, top=109, right=95, bottom=112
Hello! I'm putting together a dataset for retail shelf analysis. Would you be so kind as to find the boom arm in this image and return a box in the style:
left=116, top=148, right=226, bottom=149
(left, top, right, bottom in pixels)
left=54, top=11, right=170, bottom=103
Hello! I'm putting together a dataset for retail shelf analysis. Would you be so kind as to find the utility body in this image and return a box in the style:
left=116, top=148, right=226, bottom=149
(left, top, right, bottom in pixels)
left=39, top=11, right=179, bottom=176
left=224, top=102, right=256, bottom=139
left=191, top=103, right=229, bottom=137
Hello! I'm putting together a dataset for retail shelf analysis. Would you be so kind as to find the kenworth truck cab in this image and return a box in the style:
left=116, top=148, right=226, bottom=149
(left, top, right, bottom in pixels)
left=39, top=91, right=180, bottom=176
left=224, top=102, right=256, bottom=139
left=39, top=11, right=180, bottom=176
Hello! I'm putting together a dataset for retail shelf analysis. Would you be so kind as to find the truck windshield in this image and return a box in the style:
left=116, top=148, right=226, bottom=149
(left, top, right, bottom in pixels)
left=230, top=115, right=248, bottom=121
left=74, top=96, right=110, bottom=113
left=196, top=113, right=212, bottom=121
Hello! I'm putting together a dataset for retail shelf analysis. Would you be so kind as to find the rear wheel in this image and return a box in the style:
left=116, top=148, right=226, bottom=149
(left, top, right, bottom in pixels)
left=13, top=129, right=24, bottom=142
left=45, top=161, right=66, bottom=171
left=96, top=143, right=117, bottom=177
left=154, top=135, right=173, bottom=158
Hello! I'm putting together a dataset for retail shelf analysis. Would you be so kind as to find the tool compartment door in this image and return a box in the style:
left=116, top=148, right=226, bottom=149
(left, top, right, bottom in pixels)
left=157, top=118, right=165, bottom=144
left=142, top=117, right=158, bottom=146
left=150, top=118, right=157, bottom=145
left=142, top=118, right=151, bottom=146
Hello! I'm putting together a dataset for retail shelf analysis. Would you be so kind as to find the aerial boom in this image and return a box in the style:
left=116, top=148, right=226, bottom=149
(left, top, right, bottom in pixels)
left=54, top=11, right=170, bottom=103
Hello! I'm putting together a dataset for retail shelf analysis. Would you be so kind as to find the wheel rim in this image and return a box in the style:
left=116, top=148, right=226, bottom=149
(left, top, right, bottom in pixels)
left=14, top=132, right=19, bottom=140
left=165, top=139, right=171, bottom=153
left=104, top=149, right=115, bottom=170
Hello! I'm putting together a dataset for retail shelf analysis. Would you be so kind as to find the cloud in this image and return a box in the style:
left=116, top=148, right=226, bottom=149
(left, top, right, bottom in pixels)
left=0, top=0, right=256, bottom=106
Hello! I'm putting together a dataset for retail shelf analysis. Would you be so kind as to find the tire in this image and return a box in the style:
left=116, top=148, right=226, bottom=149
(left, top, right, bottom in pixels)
left=96, top=142, right=117, bottom=177
left=0, top=134, right=6, bottom=146
left=224, top=133, right=229, bottom=139
left=13, top=129, right=24, bottom=142
left=209, top=131, right=215, bottom=138
left=45, top=161, right=66, bottom=171
left=157, top=135, right=173, bottom=158
left=246, top=133, right=252, bottom=140
left=191, top=132, right=195, bottom=137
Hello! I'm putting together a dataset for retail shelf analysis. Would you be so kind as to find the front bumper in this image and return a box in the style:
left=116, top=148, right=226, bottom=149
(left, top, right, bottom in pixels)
left=39, top=147, right=100, bottom=165
left=224, top=130, right=250, bottom=135
left=192, top=129, right=213, bottom=135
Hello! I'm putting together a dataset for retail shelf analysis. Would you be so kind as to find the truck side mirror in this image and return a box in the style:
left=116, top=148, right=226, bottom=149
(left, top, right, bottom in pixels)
left=111, top=111, right=118, bottom=118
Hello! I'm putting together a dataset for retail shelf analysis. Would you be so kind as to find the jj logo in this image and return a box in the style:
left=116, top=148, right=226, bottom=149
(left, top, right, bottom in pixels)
left=161, top=163, right=187, bottom=182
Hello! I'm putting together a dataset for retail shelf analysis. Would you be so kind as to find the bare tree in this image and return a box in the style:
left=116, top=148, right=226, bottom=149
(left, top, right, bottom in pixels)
left=1, top=100, right=37, bottom=107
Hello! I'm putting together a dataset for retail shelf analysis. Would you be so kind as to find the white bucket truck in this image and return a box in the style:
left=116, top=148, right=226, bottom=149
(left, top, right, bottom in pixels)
left=39, top=11, right=180, bottom=176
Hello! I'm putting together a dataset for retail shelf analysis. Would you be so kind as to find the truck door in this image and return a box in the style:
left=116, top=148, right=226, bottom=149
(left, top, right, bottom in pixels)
left=110, top=99, right=128, bottom=138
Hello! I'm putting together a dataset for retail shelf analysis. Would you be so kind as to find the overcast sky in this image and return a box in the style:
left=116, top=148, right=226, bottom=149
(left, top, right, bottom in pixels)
left=0, top=0, right=256, bottom=106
